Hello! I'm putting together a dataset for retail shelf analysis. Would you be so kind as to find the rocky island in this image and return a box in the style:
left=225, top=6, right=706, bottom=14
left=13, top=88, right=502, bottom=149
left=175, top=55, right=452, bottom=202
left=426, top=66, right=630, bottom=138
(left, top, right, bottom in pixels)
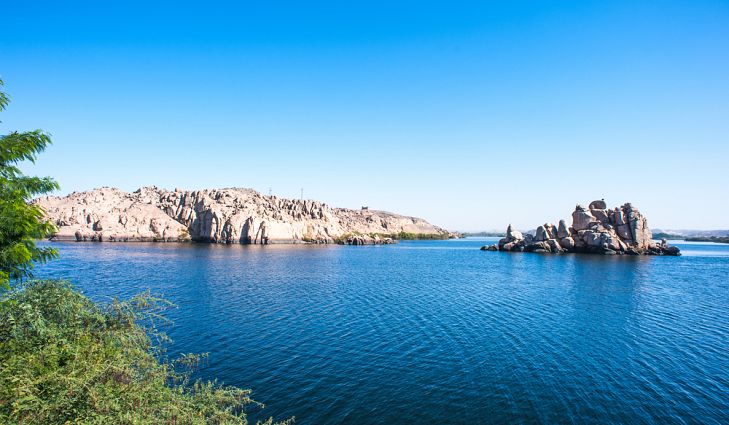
left=35, top=187, right=449, bottom=245
left=482, top=200, right=680, bottom=255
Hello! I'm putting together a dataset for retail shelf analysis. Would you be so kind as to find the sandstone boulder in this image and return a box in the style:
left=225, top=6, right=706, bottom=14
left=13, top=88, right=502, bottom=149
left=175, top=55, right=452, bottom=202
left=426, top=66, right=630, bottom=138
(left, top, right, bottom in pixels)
left=559, top=236, right=575, bottom=249
left=506, top=224, right=523, bottom=241
left=589, top=199, right=607, bottom=210
left=547, top=239, right=563, bottom=253
left=592, top=208, right=610, bottom=225
left=572, top=206, right=596, bottom=231
left=549, top=224, right=558, bottom=239
left=557, top=220, right=570, bottom=238
left=534, top=225, right=548, bottom=242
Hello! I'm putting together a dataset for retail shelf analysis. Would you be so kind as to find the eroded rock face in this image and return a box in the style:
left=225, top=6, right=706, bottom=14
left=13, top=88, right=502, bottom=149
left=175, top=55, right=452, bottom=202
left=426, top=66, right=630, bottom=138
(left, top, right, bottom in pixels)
left=490, top=200, right=679, bottom=256
left=572, top=205, right=596, bottom=231
left=557, top=220, right=570, bottom=238
left=35, top=186, right=447, bottom=245
left=506, top=224, right=523, bottom=241
left=344, top=234, right=395, bottom=246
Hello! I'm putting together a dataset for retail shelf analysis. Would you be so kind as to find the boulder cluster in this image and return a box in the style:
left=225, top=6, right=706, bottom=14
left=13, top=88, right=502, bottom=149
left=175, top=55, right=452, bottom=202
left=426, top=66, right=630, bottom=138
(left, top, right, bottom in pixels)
left=343, top=234, right=396, bottom=245
left=482, top=200, right=680, bottom=256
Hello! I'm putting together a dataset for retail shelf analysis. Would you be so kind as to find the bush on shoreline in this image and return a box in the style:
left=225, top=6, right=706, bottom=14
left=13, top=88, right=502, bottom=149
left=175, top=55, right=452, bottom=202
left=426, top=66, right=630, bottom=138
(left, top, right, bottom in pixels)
left=0, top=280, right=288, bottom=424
left=380, top=231, right=450, bottom=240
left=333, top=231, right=450, bottom=243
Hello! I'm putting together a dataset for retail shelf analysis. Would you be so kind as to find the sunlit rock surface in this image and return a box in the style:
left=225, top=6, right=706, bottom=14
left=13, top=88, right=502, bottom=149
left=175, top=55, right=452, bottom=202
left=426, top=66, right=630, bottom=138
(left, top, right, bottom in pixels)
left=35, top=187, right=447, bottom=244
left=482, top=200, right=680, bottom=256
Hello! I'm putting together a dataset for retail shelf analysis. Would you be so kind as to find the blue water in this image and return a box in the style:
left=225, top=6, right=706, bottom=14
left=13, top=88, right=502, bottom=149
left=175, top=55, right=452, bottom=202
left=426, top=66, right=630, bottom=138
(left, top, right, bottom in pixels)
left=35, top=239, right=729, bottom=424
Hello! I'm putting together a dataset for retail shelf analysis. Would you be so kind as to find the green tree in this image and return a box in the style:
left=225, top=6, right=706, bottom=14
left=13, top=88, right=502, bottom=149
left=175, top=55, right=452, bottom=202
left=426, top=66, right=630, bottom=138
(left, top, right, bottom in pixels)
left=0, top=79, right=59, bottom=289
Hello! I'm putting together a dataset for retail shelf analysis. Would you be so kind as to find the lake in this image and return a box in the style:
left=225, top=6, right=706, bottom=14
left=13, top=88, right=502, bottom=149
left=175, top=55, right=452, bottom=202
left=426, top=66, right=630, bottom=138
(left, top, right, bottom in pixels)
left=35, top=238, right=729, bottom=424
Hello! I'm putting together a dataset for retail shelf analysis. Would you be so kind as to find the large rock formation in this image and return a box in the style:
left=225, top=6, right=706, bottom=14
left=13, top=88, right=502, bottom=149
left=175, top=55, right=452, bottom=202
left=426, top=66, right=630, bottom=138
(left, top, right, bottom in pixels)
left=483, top=200, right=680, bottom=256
left=35, top=187, right=448, bottom=245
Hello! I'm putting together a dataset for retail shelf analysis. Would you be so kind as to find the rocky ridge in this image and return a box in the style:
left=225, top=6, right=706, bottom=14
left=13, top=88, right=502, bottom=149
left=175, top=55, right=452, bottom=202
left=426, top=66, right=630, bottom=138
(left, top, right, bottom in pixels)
left=481, top=200, right=680, bottom=255
left=35, top=187, right=448, bottom=245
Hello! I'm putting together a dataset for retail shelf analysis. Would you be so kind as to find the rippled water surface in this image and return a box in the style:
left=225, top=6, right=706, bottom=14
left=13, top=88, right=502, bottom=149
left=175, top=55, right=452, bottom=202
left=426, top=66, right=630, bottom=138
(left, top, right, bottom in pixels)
left=36, top=239, right=729, bottom=424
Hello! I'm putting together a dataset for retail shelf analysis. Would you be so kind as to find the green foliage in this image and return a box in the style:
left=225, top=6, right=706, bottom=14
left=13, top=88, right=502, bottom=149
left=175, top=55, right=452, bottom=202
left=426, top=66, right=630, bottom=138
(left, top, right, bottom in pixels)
left=334, top=231, right=450, bottom=244
left=178, top=227, right=192, bottom=242
left=371, top=231, right=450, bottom=240
left=0, top=280, right=290, bottom=424
left=332, top=232, right=362, bottom=244
left=0, top=79, right=59, bottom=289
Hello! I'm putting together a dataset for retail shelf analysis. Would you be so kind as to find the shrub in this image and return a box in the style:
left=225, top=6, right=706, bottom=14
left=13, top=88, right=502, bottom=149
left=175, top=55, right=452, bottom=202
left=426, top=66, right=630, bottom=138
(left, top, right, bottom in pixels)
left=0, top=280, right=290, bottom=424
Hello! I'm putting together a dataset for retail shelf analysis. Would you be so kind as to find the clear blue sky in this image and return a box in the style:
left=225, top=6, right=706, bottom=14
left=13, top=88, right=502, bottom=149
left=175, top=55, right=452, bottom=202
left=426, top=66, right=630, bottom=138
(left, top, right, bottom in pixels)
left=1, top=1, right=728, bottom=231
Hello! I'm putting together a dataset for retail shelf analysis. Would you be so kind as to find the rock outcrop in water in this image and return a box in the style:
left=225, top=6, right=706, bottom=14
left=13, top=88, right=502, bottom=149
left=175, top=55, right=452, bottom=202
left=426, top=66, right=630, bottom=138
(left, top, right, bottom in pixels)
left=35, top=187, right=447, bottom=245
left=481, top=200, right=680, bottom=255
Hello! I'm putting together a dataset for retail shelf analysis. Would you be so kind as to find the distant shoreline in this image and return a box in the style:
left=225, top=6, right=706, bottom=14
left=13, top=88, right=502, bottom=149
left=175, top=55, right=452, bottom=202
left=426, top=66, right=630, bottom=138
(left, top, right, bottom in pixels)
left=653, top=233, right=729, bottom=244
